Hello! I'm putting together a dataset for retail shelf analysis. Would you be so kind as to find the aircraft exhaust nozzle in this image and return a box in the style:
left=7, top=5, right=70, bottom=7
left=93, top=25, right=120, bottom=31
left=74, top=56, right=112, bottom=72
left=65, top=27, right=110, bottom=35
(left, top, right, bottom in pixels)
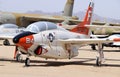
left=63, top=0, right=74, bottom=16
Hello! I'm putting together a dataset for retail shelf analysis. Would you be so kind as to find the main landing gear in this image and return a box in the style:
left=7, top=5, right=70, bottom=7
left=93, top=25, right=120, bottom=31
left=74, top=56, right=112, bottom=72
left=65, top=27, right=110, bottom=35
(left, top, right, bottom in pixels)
left=96, top=43, right=105, bottom=66
left=96, top=57, right=102, bottom=66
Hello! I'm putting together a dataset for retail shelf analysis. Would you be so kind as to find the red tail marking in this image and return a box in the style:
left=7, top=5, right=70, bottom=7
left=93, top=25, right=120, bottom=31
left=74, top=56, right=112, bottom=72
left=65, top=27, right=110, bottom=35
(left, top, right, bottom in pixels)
left=71, top=2, right=94, bottom=35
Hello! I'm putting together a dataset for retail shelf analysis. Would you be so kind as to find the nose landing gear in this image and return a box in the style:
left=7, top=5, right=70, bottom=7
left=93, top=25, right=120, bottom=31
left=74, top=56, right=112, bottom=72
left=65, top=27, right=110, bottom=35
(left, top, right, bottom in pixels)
left=25, top=58, right=30, bottom=66
left=16, top=54, right=23, bottom=62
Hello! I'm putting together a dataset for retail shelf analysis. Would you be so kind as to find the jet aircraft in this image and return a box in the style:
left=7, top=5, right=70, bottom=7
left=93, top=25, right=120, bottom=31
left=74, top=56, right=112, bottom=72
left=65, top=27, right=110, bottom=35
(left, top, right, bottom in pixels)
left=90, top=33, right=120, bottom=50
left=10, top=1, right=120, bottom=66
left=0, top=0, right=78, bottom=27
left=0, top=24, right=25, bottom=45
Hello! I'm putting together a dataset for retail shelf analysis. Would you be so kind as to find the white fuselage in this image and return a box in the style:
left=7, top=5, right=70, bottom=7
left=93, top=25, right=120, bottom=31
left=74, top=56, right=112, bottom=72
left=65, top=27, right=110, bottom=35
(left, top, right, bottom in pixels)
left=20, top=29, right=89, bottom=59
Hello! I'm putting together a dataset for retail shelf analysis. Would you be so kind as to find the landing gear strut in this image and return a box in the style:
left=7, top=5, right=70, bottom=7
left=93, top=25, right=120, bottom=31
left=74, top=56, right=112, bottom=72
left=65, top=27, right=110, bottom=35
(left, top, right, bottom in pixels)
left=14, top=46, right=23, bottom=62
left=96, top=57, right=102, bottom=66
left=96, top=43, right=105, bottom=66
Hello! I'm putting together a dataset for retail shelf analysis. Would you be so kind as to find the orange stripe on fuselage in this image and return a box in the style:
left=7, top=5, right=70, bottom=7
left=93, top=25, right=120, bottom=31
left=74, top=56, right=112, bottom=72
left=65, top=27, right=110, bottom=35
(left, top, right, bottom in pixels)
left=113, top=38, right=120, bottom=42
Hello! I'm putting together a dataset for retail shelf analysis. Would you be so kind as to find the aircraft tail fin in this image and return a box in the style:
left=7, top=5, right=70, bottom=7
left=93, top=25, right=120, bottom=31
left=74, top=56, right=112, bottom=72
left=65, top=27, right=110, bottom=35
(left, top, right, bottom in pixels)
left=63, top=0, right=74, bottom=16
left=71, top=1, right=94, bottom=36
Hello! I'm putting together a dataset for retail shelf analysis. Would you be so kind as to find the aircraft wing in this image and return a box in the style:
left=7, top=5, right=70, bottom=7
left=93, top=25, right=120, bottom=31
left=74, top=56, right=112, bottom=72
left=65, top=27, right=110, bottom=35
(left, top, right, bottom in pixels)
left=21, top=16, right=120, bottom=30
left=85, top=25, right=120, bottom=29
left=21, top=16, right=80, bottom=25
left=90, top=35, right=108, bottom=38
left=22, top=16, right=65, bottom=23
left=23, top=15, right=118, bottom=24
left=59, top=38, right=120, bottom=46
left=22, top=15, right=120, bottom=26
left=62, top=23, right=120, bottom=30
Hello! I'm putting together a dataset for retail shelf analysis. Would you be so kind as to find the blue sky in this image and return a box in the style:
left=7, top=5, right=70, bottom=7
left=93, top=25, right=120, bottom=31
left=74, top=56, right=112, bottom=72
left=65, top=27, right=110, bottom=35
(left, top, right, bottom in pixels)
left=0, top=0, right=120, bottom=19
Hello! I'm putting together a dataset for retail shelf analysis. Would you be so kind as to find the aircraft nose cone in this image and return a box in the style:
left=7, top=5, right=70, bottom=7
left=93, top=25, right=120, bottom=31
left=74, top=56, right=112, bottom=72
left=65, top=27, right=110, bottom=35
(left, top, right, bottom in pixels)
left=13, top=36, right=19, bottom=43
left=13, top=32, right=35, bottom=51
left=13, top=31, right=36, bottom=44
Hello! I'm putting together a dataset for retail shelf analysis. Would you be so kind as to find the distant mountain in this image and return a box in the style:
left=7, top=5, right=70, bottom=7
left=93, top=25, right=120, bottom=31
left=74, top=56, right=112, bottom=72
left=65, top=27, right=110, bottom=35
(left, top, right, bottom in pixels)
left=26, top=10, right=120, bottom=23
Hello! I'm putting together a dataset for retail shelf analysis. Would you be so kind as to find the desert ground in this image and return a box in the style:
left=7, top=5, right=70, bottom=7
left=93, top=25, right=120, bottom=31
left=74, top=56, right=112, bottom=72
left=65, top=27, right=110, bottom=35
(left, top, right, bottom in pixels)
left=0, top=46, right=120, bottom=77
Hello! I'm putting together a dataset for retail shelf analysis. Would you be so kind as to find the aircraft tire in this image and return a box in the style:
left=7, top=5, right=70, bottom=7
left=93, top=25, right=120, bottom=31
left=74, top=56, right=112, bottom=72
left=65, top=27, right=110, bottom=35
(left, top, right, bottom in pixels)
left=96, top=57, right=101, bottom=66
left=3, top=39, right=10, bottom=46
left=16, top=54, right=22, bottom=62
left=25, top=58, right=30, bottom=66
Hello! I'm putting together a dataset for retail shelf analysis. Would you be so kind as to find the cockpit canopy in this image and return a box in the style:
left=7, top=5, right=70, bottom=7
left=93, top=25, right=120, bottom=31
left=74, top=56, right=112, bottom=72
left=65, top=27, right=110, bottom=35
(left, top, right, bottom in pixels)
left=0, top=24, right=18, bottom=29
left=25, top=21, right=66, bottom=33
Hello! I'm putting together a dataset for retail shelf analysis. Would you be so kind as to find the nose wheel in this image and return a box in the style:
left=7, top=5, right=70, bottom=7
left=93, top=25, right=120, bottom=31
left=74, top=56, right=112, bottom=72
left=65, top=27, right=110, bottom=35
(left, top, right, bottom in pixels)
left=25, top=58, right=30, bottom=66
left=16, top=54, right=23, bottom=62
